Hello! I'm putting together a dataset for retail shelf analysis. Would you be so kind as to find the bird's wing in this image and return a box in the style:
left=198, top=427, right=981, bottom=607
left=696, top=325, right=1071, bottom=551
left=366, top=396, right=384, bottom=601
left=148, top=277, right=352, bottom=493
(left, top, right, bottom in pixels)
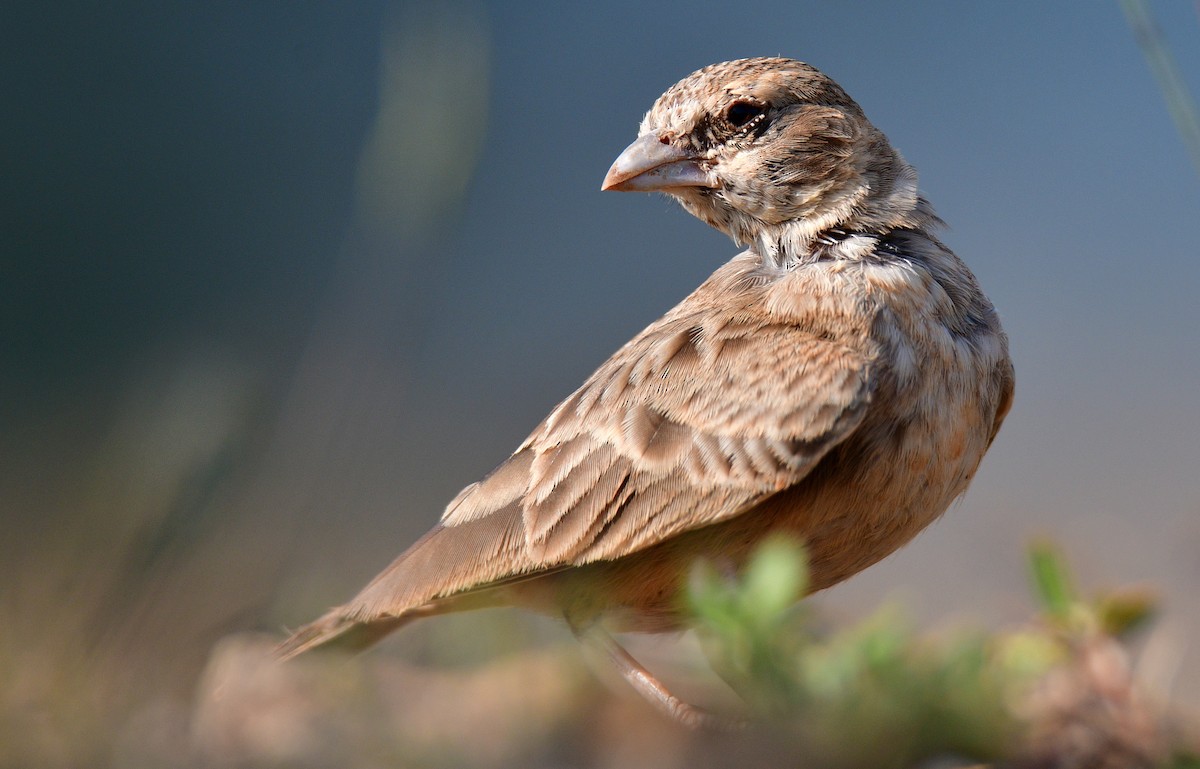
left=362, top=304, right=863, bottom=587
left=458, top=310, right=871, bottom=563
left=288, top=280, right=872, bottom=638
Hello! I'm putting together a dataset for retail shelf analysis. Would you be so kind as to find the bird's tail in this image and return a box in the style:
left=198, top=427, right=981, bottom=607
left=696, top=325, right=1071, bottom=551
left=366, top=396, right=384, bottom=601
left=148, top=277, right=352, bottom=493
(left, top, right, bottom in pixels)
left=275, top=510, right=536, bottom=661
left=274, top=608, right=412, bottom=661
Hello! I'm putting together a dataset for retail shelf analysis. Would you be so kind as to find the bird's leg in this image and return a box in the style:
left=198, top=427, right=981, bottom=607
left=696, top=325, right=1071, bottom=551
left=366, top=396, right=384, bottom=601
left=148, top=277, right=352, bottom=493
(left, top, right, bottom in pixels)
left=565, top=614, right=744, bottom=732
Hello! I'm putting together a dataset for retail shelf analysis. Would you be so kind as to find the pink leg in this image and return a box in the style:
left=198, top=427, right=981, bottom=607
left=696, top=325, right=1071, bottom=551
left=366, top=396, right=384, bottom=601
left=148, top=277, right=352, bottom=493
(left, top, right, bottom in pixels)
left=566, top=615, right=744, bottom=732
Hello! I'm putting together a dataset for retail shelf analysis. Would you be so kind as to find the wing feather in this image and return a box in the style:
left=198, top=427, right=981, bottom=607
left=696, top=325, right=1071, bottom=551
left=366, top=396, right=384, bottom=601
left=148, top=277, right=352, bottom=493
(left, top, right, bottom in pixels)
left=517, top=316, right=871, bottom=563
left=331, top=267, right=872, bottom=623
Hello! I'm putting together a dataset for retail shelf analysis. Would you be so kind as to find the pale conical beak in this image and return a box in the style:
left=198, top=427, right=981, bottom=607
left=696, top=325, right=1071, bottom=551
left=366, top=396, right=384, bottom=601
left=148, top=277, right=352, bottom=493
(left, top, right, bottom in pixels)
left=601, top=134, right=716, bottom=192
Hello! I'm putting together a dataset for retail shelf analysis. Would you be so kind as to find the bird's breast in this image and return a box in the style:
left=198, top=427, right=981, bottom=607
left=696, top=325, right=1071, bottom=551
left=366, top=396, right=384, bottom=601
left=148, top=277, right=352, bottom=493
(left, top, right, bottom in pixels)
left=745, top=250, right=1011, bottom=585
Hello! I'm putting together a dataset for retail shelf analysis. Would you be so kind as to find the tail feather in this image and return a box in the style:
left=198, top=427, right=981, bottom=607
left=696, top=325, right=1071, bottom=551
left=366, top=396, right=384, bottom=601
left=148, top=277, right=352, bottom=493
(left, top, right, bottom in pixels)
left=275, top=609, right=411, bottom=660
left=277, top=504, right=536, bottom=660
left=345, top=508, right=533, bottom=620
left=276, top=499, right=549, bottom=662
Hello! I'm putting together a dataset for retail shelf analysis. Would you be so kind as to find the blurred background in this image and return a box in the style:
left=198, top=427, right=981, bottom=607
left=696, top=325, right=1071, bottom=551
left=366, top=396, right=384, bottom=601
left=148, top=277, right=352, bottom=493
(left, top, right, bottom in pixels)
left=3, top=1, right=1198, bottom=766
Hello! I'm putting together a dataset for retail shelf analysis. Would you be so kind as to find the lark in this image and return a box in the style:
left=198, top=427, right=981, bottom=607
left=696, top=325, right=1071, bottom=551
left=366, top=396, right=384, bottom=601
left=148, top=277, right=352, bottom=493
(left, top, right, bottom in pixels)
left=278, top=57, right=1014, bottom=729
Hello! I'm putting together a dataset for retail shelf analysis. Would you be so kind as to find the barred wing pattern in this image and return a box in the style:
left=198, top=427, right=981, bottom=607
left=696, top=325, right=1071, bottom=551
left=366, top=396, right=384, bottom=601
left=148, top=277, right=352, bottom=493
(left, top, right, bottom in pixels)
left=344, top=296, right=871, bottom=621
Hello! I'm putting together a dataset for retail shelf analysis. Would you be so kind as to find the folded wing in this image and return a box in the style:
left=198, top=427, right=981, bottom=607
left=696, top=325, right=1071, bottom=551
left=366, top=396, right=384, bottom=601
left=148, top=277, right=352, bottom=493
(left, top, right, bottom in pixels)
left=340, top=300, right=871, bottom=622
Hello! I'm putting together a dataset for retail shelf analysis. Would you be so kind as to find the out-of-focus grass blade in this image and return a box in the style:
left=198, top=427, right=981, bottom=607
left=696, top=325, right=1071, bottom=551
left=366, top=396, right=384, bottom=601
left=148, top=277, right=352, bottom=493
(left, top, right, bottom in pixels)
left=1119, top=0, right=1200, bottom=178
left=1028, top=540, right=1077, bottom=620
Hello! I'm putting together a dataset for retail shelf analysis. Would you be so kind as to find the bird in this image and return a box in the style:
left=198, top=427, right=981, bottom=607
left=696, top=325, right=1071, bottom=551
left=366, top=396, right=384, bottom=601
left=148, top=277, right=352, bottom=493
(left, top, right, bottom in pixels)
left=277, top=57, right=1014, bottom=730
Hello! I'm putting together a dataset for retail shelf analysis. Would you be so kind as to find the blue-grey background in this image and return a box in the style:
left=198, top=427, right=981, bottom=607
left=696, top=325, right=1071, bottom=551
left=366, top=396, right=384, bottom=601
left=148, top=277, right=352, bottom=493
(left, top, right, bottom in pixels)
left=3, top=0, right=1199, bottom=755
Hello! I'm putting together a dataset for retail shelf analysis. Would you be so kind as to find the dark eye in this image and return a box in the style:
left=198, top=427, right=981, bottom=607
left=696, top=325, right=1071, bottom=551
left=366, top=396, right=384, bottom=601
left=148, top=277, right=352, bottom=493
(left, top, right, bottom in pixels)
left=724, top=100, right=765, bottom=129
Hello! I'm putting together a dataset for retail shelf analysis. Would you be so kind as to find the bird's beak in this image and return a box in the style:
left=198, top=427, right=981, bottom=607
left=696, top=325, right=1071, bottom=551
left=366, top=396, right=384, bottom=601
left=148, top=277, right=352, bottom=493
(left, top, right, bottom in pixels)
left=601, top=134, right=716, bottom=192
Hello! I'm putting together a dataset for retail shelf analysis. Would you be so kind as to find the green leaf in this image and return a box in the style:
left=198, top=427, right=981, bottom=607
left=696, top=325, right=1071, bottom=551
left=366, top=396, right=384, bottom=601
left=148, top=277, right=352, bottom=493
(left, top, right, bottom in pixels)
left=742, top=536, right=808, bottom=625
left=1028, top=540, right=1076, bottom=620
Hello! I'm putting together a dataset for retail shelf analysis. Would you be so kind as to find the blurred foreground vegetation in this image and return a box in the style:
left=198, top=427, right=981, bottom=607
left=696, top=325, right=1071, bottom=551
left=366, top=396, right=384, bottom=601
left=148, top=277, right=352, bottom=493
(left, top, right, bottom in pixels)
left=686, top=538, right=1196, bottom=768
left=3, top=538, right=1196, bottom=769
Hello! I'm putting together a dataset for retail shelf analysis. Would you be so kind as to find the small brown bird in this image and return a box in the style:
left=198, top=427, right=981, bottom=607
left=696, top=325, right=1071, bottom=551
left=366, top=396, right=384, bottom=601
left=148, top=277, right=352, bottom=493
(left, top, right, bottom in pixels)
left=278, top=57, right=1014, bottom=729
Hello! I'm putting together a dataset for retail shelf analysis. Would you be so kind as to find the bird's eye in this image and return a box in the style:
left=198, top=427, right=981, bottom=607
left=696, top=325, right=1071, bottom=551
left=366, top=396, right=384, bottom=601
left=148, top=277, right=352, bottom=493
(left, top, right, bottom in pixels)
left=724, top=100, right=765, bottom=129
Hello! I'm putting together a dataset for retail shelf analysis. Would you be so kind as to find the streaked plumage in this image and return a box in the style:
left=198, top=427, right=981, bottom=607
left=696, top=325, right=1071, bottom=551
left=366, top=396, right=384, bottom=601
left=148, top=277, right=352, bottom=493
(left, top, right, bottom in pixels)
left=278, top=58, right=1014, bottom=728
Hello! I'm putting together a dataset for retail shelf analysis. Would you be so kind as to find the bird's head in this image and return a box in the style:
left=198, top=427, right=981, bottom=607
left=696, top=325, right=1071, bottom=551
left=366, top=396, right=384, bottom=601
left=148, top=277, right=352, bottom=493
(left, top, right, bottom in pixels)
left=603, top=58, right=922, bottom=265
